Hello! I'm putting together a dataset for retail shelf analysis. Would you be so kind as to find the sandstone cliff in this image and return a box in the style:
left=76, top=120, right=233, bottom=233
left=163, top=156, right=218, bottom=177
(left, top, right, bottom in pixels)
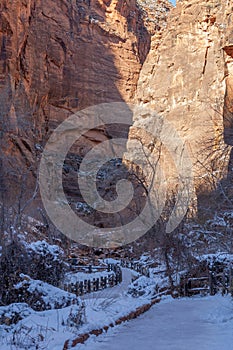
left=129, top=0, right=233, bottom=198
left=0, top=0, right=171, bottom=219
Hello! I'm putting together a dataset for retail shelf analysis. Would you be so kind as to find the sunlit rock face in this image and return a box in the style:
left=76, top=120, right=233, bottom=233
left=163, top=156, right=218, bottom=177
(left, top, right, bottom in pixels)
left=128, top=0, right=233, bottom=200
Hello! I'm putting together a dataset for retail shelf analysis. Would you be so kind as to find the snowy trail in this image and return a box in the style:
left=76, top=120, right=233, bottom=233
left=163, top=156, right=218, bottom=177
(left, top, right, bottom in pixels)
left=81, top=268, right=132, bottom=301
left=80, top=295, right=233, bottom=350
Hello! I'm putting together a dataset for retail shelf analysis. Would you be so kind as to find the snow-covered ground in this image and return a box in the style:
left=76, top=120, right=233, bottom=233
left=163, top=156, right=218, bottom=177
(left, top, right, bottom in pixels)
left=82, top=268, right=132, bottom=300
left=2, top=262, right=233, bottom=350
left=0, top=268, right=147, bottom=350
left=80, top=295, right=233, bottom=350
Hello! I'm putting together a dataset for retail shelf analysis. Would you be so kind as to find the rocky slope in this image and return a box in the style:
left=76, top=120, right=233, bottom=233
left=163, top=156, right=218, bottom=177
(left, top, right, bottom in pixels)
left=128, top=0, right=233, bottom=199
left=0, top=0, right=171, bottom=213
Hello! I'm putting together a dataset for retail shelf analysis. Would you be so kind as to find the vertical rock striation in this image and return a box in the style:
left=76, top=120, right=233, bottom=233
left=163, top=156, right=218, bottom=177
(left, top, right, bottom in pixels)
left=129, top=0, right=233, bottom=199
left=0, top=0, right=171, bottom=214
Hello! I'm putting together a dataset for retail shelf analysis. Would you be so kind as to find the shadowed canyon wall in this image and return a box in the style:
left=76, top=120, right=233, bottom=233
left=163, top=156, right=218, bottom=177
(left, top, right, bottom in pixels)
left=0, top=0, right=171, bottom=214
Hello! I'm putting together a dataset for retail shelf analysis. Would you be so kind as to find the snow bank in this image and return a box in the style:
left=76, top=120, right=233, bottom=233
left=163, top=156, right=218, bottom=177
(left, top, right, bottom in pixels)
left=198, top=253, right=233, bottom=267
left=14, top=274, right=80, bottom=310
left=0, top=303, right=34, bottom=326
left=128, top=273, right=169, bottom=299
left=27, top=240, right=64, bottom=260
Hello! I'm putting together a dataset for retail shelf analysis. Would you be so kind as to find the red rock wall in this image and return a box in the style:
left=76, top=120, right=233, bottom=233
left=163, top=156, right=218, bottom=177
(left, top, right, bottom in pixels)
left=0, top=0, right=171, bottom=209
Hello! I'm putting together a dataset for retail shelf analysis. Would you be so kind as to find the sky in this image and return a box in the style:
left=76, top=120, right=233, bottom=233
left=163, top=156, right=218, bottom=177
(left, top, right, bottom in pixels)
left=170, top=0, right=176, bottom=5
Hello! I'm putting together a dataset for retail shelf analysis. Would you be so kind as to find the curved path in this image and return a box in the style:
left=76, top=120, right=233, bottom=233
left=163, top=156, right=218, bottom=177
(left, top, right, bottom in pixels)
left=81, top=268, right=132, bottom=300
left=80, top=295, right=233, bottom=350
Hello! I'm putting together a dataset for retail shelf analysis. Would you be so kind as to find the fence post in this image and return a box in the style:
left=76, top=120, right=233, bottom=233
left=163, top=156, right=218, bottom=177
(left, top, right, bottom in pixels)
left=100, top=276, right=103, bottom=289
left=209, top=272, right=215, bottom=296
left=229, top=265, right=233, bottom=295
left=84, top=280, right=87, bottom=294
left=76, top=282, right=80, bottom=296
left=108, top=275, right=111, bottom=287
left=184, top=277, right=189, bottom=297
left=74, top=282, right=77, bottom=295
left=115, top=272, right=118, bottom=285
left=88, top=279, right=91, bottom=293
left=90, top=280, right=94, bottom=292
left=80, top=281, right=84, bottom=295
left=222, top=272, right=226, bottom=295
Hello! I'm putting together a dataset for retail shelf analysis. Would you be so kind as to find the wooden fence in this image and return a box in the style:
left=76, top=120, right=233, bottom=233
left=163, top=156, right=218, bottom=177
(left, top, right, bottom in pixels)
left=179, top=267, right=233, bottom=297
left=121, top=258, right=233, bottom=298
left=67, top=260, right=108, bottom=274
left=121, top=260, right=150, bottom=277
left=62, top=263, right=122, bottom=296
